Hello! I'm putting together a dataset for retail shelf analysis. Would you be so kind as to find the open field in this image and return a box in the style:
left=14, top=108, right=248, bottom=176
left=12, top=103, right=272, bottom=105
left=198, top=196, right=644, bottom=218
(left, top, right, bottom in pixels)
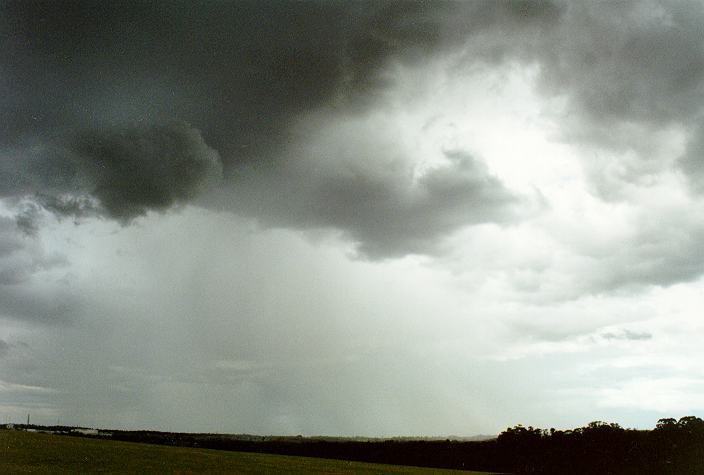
left=0, top=429, right=494, bottom=474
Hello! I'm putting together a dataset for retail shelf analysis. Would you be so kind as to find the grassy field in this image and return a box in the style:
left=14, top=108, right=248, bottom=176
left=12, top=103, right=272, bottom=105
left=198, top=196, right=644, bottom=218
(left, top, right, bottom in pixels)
left=0, top=429, right=494, bottom=474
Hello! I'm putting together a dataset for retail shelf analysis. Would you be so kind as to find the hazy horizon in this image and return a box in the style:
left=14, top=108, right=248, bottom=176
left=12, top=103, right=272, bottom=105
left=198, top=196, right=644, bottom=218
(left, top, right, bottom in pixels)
left=2, top=0, right=704, bottom=436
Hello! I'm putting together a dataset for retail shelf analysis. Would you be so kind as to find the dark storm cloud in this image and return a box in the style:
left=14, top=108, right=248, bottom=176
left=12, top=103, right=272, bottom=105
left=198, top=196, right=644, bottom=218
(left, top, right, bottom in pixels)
left=1, top=122, right=222, bottom=222
left=1, top=0, right=537, bottom=257
left=0, top=0, right=465, bottom=160
left=68, top=122, right=222, bottom=221
left=4, top=0, right=703, bottom=259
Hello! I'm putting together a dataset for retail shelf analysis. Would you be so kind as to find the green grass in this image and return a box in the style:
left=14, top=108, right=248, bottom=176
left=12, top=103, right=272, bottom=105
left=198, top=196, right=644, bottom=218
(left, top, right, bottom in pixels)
left=0, top=429, right=494, bottom=474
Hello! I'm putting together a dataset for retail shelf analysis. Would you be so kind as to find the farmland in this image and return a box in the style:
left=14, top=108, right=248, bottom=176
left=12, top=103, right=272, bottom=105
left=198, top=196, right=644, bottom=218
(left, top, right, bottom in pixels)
left=0, top=429, right=492, bottom=474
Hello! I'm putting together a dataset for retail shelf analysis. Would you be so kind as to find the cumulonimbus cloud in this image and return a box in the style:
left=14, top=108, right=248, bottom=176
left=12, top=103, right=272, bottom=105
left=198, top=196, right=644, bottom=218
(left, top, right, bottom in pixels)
left=3, top=0, right=704, bottom=265
left=1, top=122, right=222, bottom=226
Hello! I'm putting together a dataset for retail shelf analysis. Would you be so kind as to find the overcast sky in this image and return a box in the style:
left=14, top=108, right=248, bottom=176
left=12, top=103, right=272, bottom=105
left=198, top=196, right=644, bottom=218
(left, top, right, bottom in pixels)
left=2, top=0, right=704, bottom=435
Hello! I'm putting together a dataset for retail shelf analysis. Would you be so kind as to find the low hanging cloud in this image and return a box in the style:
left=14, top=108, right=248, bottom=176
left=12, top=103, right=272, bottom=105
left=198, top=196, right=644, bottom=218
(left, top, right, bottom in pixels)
left=68, top=122, right=223, bottom=221
left=2, top=122, right=222, bottom=227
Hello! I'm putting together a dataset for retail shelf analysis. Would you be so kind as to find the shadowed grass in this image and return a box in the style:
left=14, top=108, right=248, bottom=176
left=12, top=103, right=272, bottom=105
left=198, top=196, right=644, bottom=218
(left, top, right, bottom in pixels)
left=0, top=429, right=495, bottom=474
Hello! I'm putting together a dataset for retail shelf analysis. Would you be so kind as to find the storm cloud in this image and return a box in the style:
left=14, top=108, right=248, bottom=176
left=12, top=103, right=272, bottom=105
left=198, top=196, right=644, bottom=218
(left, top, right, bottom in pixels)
left=0, top=0, right=463, bottom=155
left=1, top=122, right=222, bottom=224
left=3, top=0, right=704, bottom=436
left=0, top=0, right=536, bottom=257
left=4, top=1, right=704, bottom=243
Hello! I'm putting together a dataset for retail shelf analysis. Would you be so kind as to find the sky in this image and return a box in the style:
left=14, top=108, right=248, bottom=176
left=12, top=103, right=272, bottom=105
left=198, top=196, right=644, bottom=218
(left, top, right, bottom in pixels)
left=1, top=0, right=704, bottom=436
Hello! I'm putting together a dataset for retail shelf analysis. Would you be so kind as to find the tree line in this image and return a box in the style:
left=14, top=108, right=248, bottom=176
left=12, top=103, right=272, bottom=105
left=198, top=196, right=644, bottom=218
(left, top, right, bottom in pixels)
left=493, top=416, right=704, bottom=473
left=12, top=416, right=704, bottom=473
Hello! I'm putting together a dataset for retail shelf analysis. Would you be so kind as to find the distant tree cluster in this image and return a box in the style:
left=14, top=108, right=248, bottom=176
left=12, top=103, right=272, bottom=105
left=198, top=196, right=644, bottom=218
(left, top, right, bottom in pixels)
left=495, top=417, right=704, bottom=473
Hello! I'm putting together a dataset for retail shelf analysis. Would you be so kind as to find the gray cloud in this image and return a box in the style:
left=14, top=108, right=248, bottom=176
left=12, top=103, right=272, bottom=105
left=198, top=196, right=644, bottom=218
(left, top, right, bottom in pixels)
left=226, top=143, right=521, bottom=258
left=602, top=330, right=652, bottom=342
left=430, top=1, right=704, bottom=196
left=0, top=217, right=62, bottom=285
left=522, top=1, right=704, bottom=193
left=2, top=122, right=222, bottom=223
left=329, top=150, right=520, bottom=258
left=534, top=2, right=704, bottom=125
left=509, top=322, right=653, bottom=344
left=679, top=120, right=704, bottom=193
left=447, top=0, right=704, bottom=290
left=0, top=216, right=75, bottom=324
left=0, top=284, right=80, bottom=325
left=589, top=209, right=704, bottom=293
left=506, top=215, right=704, bottom=302
left=68, top=122, right=223, bottom=221
left=14, top=203, right=42, bottom=236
